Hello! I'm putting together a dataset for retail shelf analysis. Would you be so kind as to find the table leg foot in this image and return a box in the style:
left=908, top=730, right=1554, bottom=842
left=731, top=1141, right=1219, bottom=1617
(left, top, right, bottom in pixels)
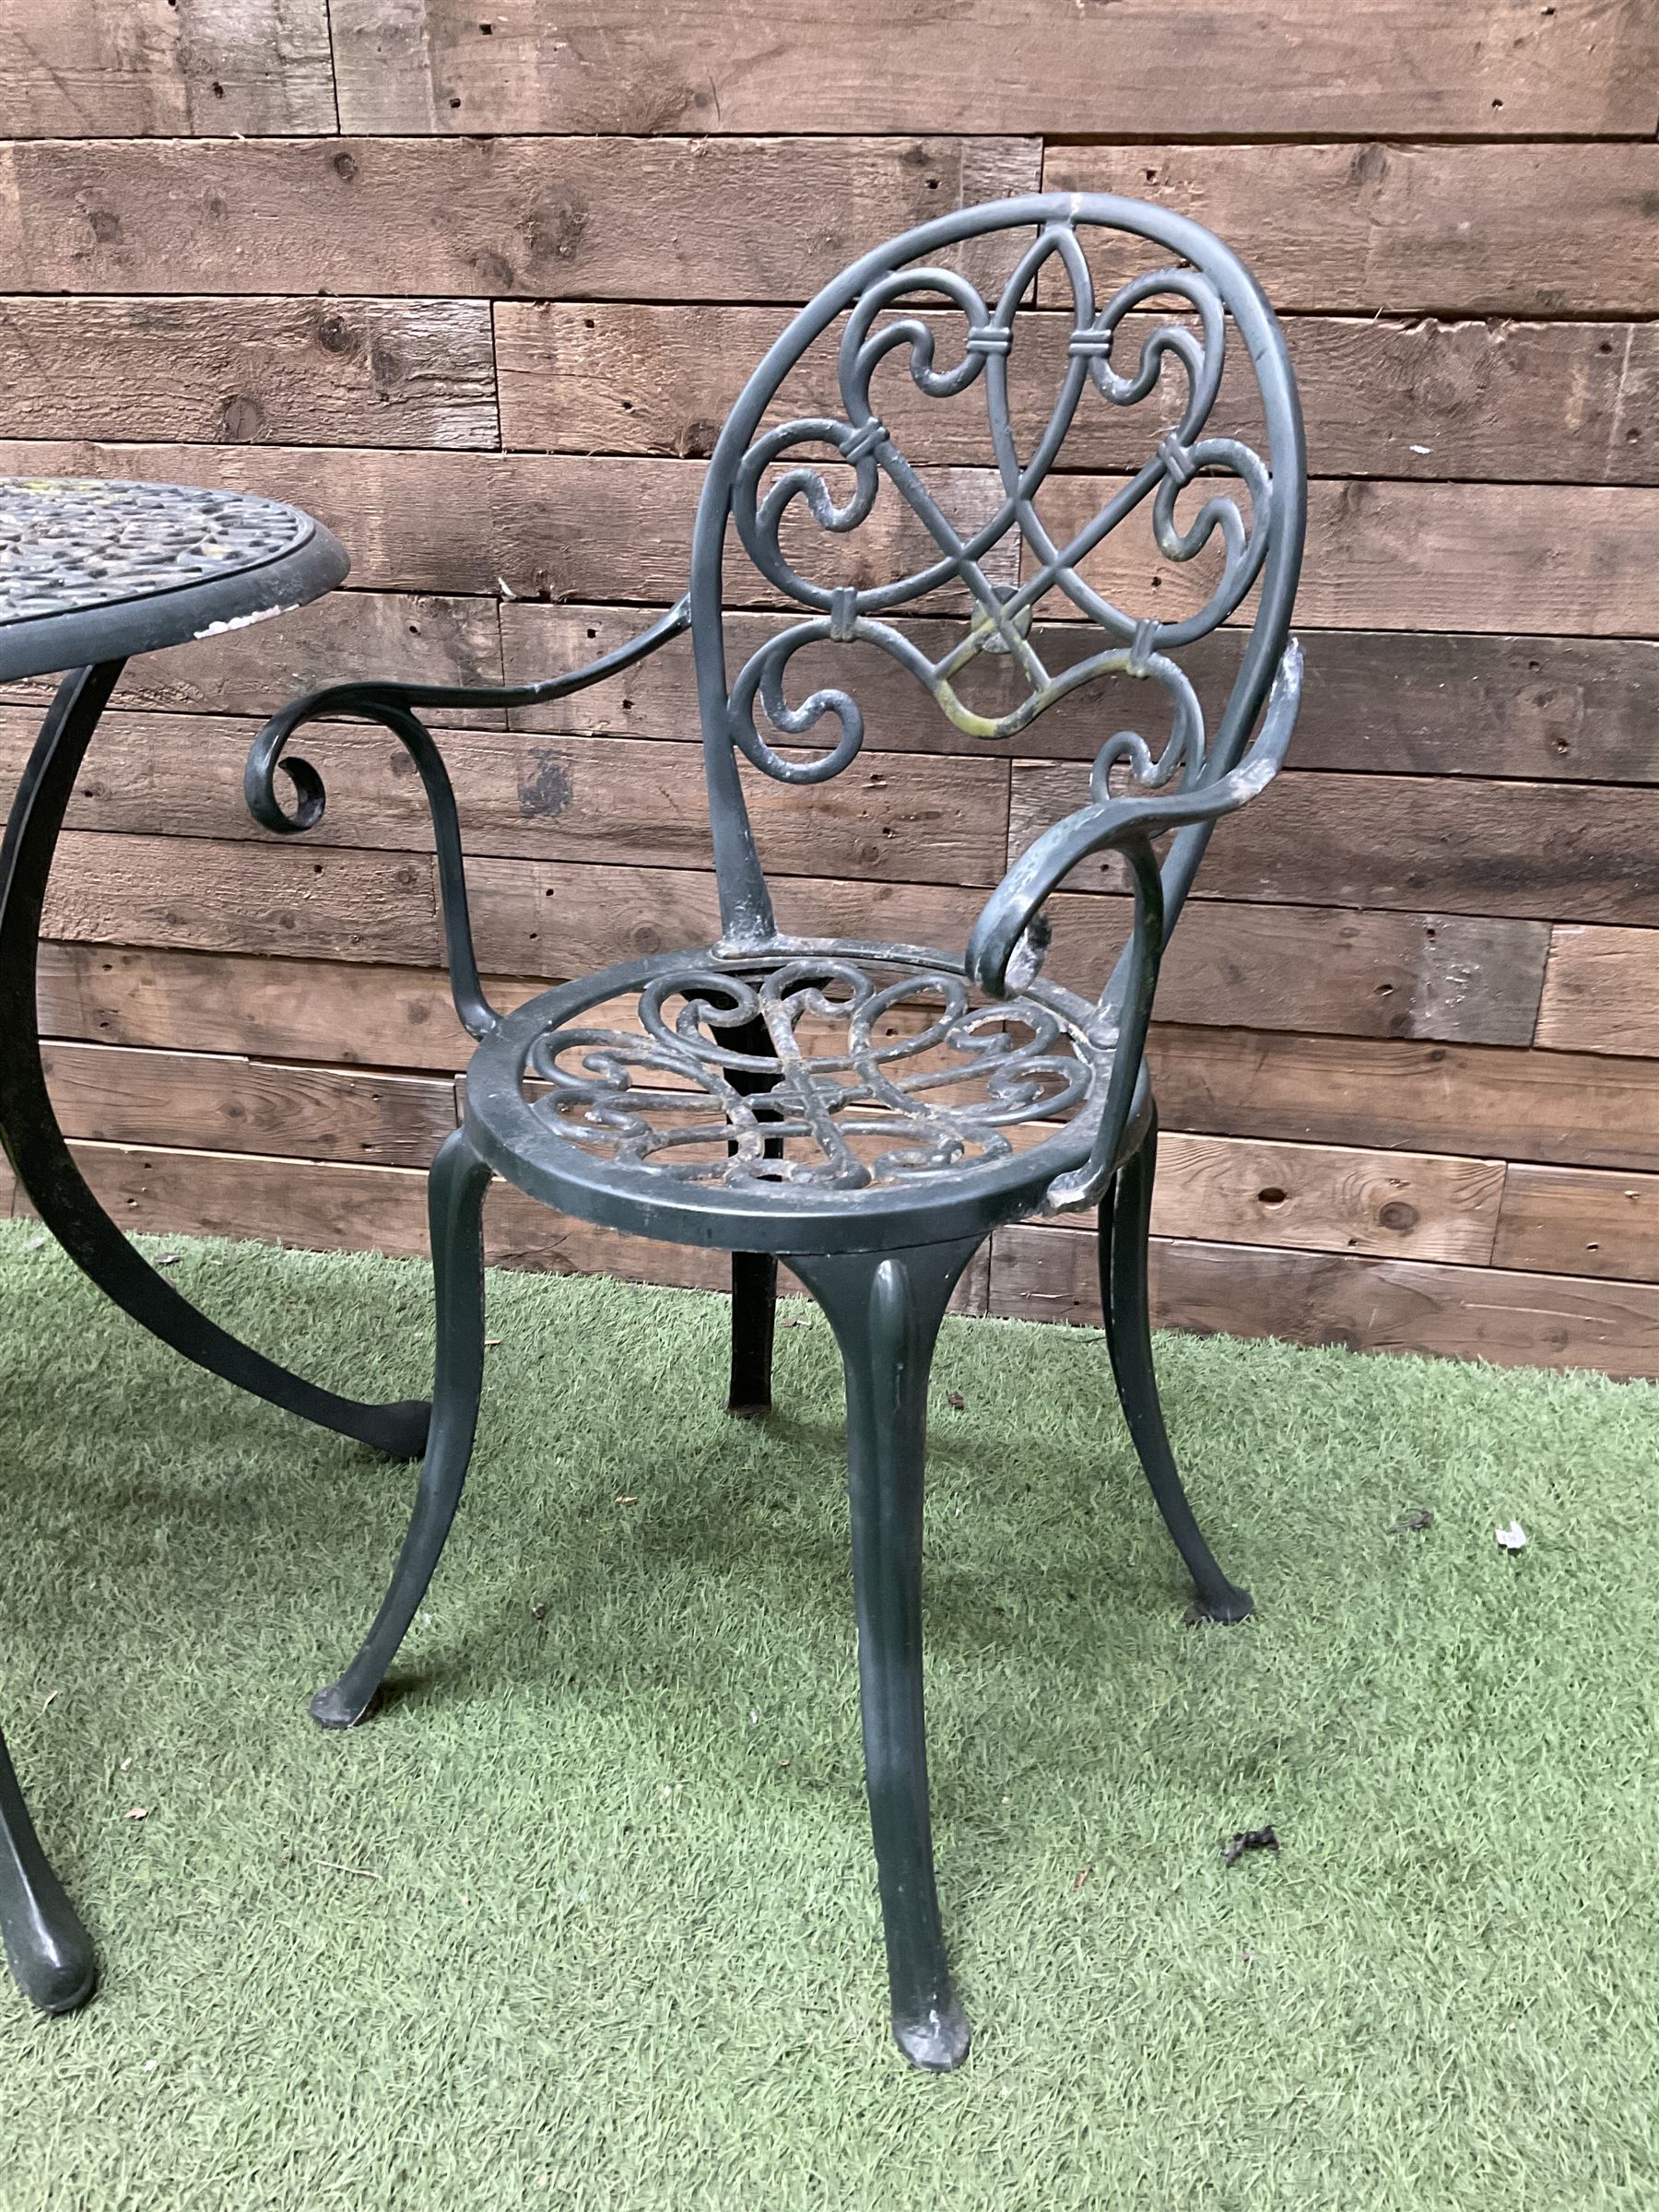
left=343, top=1400, right=431, bottom=1464
left=0, top=1728, right=95, bottom=2017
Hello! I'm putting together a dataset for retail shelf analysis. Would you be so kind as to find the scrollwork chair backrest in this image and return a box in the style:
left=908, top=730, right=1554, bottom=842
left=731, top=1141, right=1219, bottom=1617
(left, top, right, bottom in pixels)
left=688, top=191, right=1305, bottom=965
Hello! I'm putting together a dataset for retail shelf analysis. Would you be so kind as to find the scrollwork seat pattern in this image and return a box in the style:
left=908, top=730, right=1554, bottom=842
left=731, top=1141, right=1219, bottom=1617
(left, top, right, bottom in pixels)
left=526, top=956, right=1100, bottom=1194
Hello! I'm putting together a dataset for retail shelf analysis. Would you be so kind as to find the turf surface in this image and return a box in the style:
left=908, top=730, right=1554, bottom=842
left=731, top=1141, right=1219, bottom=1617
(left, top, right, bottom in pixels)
left=1, top=1215, right=1656, bottom=2209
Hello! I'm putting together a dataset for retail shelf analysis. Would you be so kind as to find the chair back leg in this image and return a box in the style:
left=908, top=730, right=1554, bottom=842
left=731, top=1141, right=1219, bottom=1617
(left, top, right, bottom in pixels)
left=1100, top=1110, right=1253, bottom=1624
left=727, top=1252, right=779, bottom=1417
left=792, top=1233, right=982, bottom=2071
left=724, top=1010, right=782, bottom=1418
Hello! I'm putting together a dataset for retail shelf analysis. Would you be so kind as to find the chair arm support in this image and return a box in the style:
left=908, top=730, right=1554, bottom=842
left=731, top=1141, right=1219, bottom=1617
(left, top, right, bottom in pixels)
left=243, top=597, right=692, bottom=1041
left=965, top=638, right=1301, bottom=1210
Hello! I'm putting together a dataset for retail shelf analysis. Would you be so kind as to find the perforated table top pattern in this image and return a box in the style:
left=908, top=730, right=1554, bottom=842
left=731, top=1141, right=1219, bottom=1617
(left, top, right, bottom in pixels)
left=0, top=478, right=313, bottom=627
left=0, top=477, right=347, bottom=684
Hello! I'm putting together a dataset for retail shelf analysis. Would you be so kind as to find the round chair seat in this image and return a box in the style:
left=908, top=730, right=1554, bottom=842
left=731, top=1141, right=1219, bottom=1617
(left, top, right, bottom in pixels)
left=462, top=941, right=1119, bottom=1254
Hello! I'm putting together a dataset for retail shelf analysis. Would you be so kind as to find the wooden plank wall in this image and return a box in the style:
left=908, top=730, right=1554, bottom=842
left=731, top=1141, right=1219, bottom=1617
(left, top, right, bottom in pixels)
left=5, top=1, right=1659, bottom=1374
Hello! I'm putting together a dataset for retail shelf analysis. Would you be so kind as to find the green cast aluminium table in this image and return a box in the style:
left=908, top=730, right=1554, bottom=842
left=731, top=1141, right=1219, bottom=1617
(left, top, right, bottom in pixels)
left=0, top=476, right=429, bottom=2015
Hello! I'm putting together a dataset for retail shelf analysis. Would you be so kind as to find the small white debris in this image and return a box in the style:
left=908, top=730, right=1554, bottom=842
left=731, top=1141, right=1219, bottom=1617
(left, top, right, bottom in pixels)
left=156, top=1253, right=181, bottom=1268
left=41, top=1690, right=58, bottom=1712
left=496, top=574, right=520, bottom=600
left=25, top=1235, right=46, bottom=1251
left=1495, top=1520, right=1528, bottom=1553
left=193, top=603, right=293, bottom=640
left=142, top=2058, right=158, bottom=2072
left=126, top=1806, right=149, bottom=1820
left=1410, top=443, right=1432, bottom=455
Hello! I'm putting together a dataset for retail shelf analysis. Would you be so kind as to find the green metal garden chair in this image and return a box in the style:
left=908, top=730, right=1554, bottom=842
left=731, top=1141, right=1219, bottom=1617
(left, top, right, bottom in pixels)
left=248, top=192, right=1306, bottom=2068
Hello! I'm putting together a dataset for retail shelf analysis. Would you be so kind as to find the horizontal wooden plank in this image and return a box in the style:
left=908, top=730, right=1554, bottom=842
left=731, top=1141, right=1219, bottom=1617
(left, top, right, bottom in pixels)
left=1149, top=1026, right=1659, bottom=1175
left=41, top=1138, right=988, bottom=1311
left=37, top=944, right=528, bottom=1072
left=503, top=606, right=1659, bottom=789
left=42, top=831, right=442, bottom=967
left=11, top=441, right=1656, bottom=635
left=1012, top=763, right=1659, bottom=926
left=1535, top=927, right=1659, bottom=1059
left=0, top=0, right=335, bottom=136
left=1044, top=144, right=1659, bottom=317
left=989, top=1225, right=1659, bottom=1379
left=0, top=590, right=505, bottom=729
left=43, top=1138, right=449, bottom=1265
left=500, top=302, right=1659, bottom=487
left=0, top=443, right=1012, bottom=609
left=1133, top=1131, right=1503, bottom=1265
left=330, top=0, right=1659, bottom=138
left=1109, top=903, right=1547, bottom=1048
left=461, top=860, right=1547, bottom=1043
left=1493, top=1161, right=1659, bottom=1282
left=1047, top=473, right=1659, bottom=639
left=39, top=833, right=1547, bottom=1044
left=0, top=296, right=498, bottom=448
left=41, top=1041, right=456, bottom=1168
left=1281, top=631, right=1659, bottom=786
left=0, top=135, right=1039, bottom=300
left=1034, top=1130, right=1501, bottom=1264
left=0, top=708, right=1009, bottom=889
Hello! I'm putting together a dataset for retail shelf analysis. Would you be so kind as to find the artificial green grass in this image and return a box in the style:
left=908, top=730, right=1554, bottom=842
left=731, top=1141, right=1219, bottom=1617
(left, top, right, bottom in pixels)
left=2, top=1215, right=1658, bottom=2210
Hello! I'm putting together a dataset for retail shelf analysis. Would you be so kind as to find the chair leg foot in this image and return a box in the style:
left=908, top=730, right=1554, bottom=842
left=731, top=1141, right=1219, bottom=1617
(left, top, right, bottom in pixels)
left=1102, top=1112, right=1253, bottom=1625
left=0, top=1728, right=96, bottom=2016
left=793, top=1235, right=982, bottom=2071
left=1183, top=1585, right=1255, bottom=1627
left=312, top=1129, right=492, bottom=1726
left=893, top=1995, right=972, bottom=2072
left=309, top=1681, right=383, bottom=1732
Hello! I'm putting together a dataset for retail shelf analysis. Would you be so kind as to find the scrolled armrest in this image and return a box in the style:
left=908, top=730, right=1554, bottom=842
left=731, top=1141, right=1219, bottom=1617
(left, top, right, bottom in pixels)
left=965, top=638, right=1301, bottom=1209
left=243, top=596, right=692, bottom=1041
left=967, top=639, right=1301, bottom=1000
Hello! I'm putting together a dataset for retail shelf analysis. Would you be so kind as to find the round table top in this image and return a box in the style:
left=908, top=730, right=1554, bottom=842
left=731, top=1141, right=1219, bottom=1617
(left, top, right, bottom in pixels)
left=0, top=477, right=349, bottom=684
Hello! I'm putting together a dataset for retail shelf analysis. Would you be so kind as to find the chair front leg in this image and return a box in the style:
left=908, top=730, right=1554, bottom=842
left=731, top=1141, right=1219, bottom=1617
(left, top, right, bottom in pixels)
left=792, top=1234, right=982, bottom=2072
left=312, top=1130, right=494, bottom=1728
left=1100, top=1110, right=1253, bottom=1624
left=0, top=1724, right=95, bottom=2015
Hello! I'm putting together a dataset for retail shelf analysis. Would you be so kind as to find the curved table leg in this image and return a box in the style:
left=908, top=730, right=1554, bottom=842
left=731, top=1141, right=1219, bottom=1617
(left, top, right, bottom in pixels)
left=0, top=1723, right=94, bottom=2014
left=0, top=664, right=429, bottom=1460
